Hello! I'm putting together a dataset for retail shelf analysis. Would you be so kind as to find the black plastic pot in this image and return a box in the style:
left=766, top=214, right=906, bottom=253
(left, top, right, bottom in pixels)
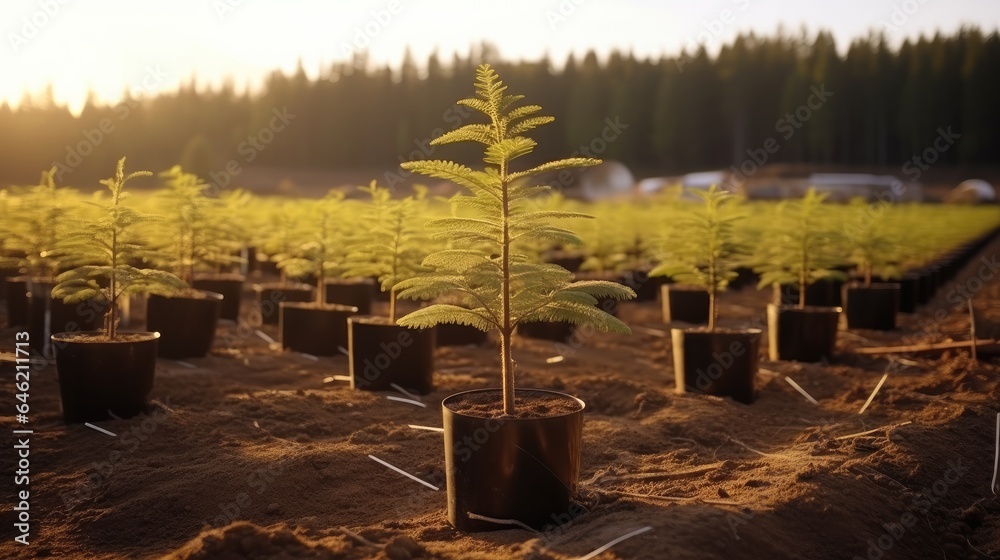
left=729, top=266, right=760, bottom=291
left=0, top=266, right=20, bottom=302
left=51, top=331, right=159, bottom=423
left=442, top=388, right=585, bottom=531
left=253, top=282, right=314, bottom=325
left=661, top=285, right=710, bottom=324
left=349, top=317, right=434, bottom=393
left=517, top=321, right=576, bottom=342
left=146, top=291, right=223, bottom=359
left=671, top=328, right=761, bottom=404
left=435, top=323, right=489, bottom=347
left=781, top=278, right=844, bottom=307
left=896, top=274, right=919, bottom=314
left=842, top=283, right=900, bottom=331
left=324, top=278, right=376, bottom=315
left=5, top=276, right=30, bottom=327
left=916, top=270, right=934, bottom=304
left=192, top=275, right=245, bottom=321
left=279, top=302, right=357, bottom=356
left=767, top=304, right=840, bottom=362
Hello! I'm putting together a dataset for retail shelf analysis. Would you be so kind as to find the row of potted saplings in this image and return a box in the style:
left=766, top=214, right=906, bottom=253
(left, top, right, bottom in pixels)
left=8, top=67, right=999, bottom=536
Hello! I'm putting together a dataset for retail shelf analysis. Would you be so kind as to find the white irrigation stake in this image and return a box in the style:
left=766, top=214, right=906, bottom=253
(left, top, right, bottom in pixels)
left=299, top=353, right=319, bottom=361
left=634, top=326, right=669, bottom=337
left=368, top=455, right=439, bottom=490
left=387, top=396, right=427, bottom=408
left=174, top=360, right=197, bottom=369
left=390, top=383, right=420, bottom=401
left=784, top=376, right=818, bottom=405
left=859, top=373, right=889, bottom=414
left=574, top=526, right=653, bottom=560
left=254, top=330, right=276, bottom=344
left=84, top=423, right=117, bottom=437
left=546, top=355, right=565, bottom=364
left=991, top=413, right=999, bottom=496
left=337, top=346, right=349, bottom=356
left=408, top=425, right=444, bottom=432
left=332, top=375, right=352, bottom=382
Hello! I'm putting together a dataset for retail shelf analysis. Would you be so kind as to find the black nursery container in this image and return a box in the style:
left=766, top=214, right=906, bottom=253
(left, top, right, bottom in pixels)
left=348, top=317, right=435, bottom=394
left=661, top=285, right=710, bottom=324
left=51, top=331, right=159, bottom=423
left=442, top=388, right=585, bottom=532
left=672, top=328, right=761, bottom=404
left=324, top=278, right=376, bottom=315
left=192, top=275, right=245, bottom=321
left=253, top=282, right=314, bottom=325
left=146, top=291, right=223, bottom=359
left=767, top=304, right=841, bottom=362
left=5, top=277, right=30, bottom=327
left=279, top=302, right=357, bottom=356
left=842, top=283, right=900, bottom=331
left=517, top=321, right=576, bottom=343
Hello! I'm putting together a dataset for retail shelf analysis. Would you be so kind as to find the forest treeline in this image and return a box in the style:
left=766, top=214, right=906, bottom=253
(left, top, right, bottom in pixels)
left=1, top=28, right=998, bottom=187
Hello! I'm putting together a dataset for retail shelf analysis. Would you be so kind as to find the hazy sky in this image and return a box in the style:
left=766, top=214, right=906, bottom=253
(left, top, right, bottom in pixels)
left=3, top=0, right=997, bottom=114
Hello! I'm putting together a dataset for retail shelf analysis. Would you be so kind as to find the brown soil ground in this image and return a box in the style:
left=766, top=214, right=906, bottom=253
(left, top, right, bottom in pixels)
left=2, top=236, right=1000, bottom=560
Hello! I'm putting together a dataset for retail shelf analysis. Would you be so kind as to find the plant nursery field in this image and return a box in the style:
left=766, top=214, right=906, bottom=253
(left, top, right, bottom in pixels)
left=2, top=225, right=1000, bottom=560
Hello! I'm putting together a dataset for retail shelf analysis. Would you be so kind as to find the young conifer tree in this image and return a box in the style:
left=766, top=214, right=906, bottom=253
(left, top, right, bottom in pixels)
left=395, top=64, right=635, bottom=415
left=53, top=158, right=186, bottom=340
left=754, top=189, right=846, bottom=307
left=345, top=181, right=430, bottom=323
left=273, top=190, right=349, bottom=305
left=650, top=185, right=745, bottom=331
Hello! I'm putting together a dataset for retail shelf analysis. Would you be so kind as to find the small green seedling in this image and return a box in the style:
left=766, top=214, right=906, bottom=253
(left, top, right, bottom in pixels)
left=396, top=64, right=635, bottom=415
left=273, top=190, right=350, bottom=305
left=53, top=158, right=187, bottom=340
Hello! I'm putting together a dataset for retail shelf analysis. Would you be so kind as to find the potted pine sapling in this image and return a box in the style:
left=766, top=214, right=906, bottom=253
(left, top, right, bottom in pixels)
left=395, top=64, right=635, bottom=531
left=275, top=190, right=359, bottom=356
left=754, top=190, right=846, bottom=362
left=344, top=182, right=436, bottom=393
left=253, top=203, right=315, bottom=325
left=652, top=185, right=761, bottom=404
left=50, top=158, right=187, bottom=423
left=651, top=198, right=711, bottom=325
left=146, top=166, right=240, bottom=358
left=9, top=170, right=105, bottom=354
left=0, top=189, right=25, bottom=312
left=842, top=201, right=902, bottom=331
left=190, top=187, right=253, bottom=321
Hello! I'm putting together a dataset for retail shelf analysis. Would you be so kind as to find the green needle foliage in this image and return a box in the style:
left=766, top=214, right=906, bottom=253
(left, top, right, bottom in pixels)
left=274, top=190, right=349, bottom=305
left=154, top=166, right=243, bottom=286
left=650, top=185, right=746, bottom=331
left=395, top=64, right=635, bottom=416
left=9, top=168, right=74, bottom=279
left=753, top=189, right=847, bottom=308
left=345, top=181, right=431, bottom=322
left=0, top=190, right=18, bottom=269
left=260, top=202, right=309, bottom=284
left=842, top=200, right=900, bottom=285
left=52, top=158, right=187, bottom=340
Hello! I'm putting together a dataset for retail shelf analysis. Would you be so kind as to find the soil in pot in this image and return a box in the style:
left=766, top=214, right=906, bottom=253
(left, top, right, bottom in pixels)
left=661, top=285, right=710, bottom=324
left=671, top=328, right=761, bottom=404
left=146, top=291, right=223, bottom=359
left=324, top=278, right=376, bottom=315
left=442, top=388, right=585, bottom=532
left=279, top=302, right=357, bottom=356
left=51, top=331, right=159, bottom=423
left=192, top=274, right=246, bottom=322
left=842, top=283, right=900, bottom=331
left=348, top=316, right=434, bottom=394
left=5, top=276, right=30, bottom=327
left=253, top=282, right=314, bottom=325
left=767, top=304, right=840, bottom=362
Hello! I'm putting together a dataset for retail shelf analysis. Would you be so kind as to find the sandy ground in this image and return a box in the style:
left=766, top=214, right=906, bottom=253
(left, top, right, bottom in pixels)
left=2, top=236, right=1000, bottom=560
